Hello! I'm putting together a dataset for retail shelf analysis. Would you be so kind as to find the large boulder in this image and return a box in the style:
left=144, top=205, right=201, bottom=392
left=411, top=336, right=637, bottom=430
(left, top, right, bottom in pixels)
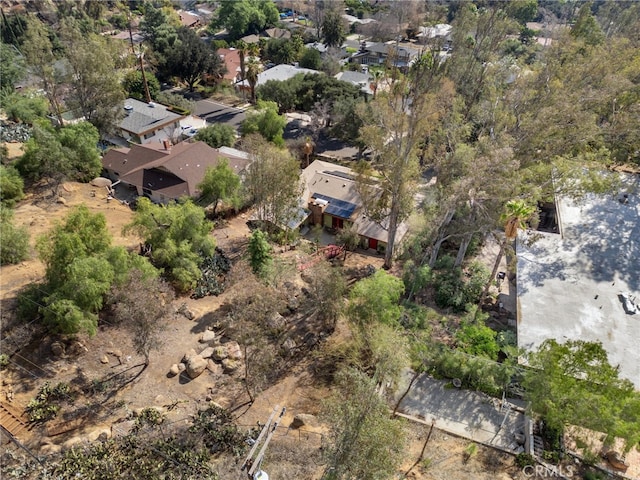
left=186, top=355, right=208, bottom=379
left=225, top=341, right=242, bottom=360
left=207, top=359, right=222, bottom=376
left=182, top=348, right=198, bottom=363
left=221, top=358, right=241, bottom=374
left=51, top=341, right=65, bottom=357
left=199, top=346, right=215, bottom=359
left=200, top=330, right=216, bottom=344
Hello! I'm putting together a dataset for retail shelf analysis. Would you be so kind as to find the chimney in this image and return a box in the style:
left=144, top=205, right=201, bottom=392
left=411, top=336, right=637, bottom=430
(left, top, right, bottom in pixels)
left=163, top=139, right=171, bottom=151
left=308, top=198, right=328, bottom=225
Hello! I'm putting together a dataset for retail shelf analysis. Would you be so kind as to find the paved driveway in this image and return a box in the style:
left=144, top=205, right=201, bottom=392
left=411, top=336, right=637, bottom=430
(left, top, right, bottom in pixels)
left=194, top=100, right=247, bottom=130
left=397, top=374, right=525, bottom=451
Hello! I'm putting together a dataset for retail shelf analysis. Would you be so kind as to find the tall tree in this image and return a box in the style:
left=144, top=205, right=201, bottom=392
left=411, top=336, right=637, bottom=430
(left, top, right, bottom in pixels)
left=356, top=54, right=451, bottom=269
left=35, top=205, right=155, bottom=336
left=0, top=42, right=25, bottom=89
left=322, top=368, right=407, bottom=480
left=166, top=27, right=225, bottom=91
left=243, top=135, right=301, bottom=230
left=322, top=8, right=346, bottom=48
left=61, top=20, right=125, bottom=133
left=21, top=17, right=64, bottom=125
left=196, top=158, right=241, bottom=215
left=248, top=229, right=272, bottom=277
left=245, top=57, right=261, bottom=104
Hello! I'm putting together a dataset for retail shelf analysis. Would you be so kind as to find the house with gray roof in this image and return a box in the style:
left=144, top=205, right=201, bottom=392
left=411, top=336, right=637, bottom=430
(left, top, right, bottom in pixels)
left=516, top=174, right=640, bottom=388
left=118, top=98, right=185, bottom=145
left=335, top=71, right=373, bottom=96
left=350, top=42, right=421, bottom=69
left=238, top=64, right=321, bottom=90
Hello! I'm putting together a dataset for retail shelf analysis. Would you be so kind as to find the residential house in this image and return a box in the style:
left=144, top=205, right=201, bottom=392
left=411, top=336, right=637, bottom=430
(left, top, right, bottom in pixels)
left=296, top=160, right=408, bottom=252
left=416, top=23, right=452, bottom=47
left=516, top=174, right=640, bottom=388
left=237, top=64, right=321, bottom=92
left=262, top=27, right=291, bottom=40
left=350, top=42, right=421, bottom=69
left=102, top=141, right=251, bottom=204
left=218, top=48, right=242, bottom=84
left=335, top=71, right=373, bottom=96
left=178, top=10, right=201, bottom=28
left=118, top=98, right=185, bottom=145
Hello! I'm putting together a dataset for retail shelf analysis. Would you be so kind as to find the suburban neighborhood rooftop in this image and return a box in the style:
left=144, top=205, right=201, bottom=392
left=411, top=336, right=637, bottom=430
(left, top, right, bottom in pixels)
left=517, top=174, right=640, bottom=388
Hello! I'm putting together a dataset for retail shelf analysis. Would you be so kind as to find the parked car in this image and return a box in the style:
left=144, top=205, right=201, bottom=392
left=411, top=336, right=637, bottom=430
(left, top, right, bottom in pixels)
left=620, top=292, right=637, bottom=314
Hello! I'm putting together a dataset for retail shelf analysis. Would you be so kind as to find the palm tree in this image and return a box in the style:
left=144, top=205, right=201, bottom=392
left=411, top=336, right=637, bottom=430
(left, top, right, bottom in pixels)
left=237, top=40, right=248, bottom=83
left=246, top=58, right=260, bottom=104
left=479, top=199, right=536, bottom=310
left=370, top=69, right=383, bottom=99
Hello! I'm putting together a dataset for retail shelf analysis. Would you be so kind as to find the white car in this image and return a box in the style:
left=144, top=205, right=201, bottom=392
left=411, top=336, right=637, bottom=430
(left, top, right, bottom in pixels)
left=184, top=128, right=198, bottom=138
left=620, top=292, right=637, bottom=315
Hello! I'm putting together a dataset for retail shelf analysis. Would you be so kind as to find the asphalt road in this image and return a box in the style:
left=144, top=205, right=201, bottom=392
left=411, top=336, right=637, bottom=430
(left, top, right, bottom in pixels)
left=194, top=99, right=247, bottom=130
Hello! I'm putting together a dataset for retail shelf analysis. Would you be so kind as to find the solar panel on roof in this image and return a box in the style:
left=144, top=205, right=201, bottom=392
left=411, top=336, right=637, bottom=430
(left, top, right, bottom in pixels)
left=325, top=170, right=354, bottom=181
left=312, top=193, right=357, bottom=219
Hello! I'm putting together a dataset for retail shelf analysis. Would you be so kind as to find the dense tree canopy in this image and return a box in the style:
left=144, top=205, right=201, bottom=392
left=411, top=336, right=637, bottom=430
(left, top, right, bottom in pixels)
left=241, top=100, right=286, bottom=146
left=165, top=27, right=225, bottom=91
left=322, top=8, right=347, bottom=48
left=122, top=69, right=160, bottom=101
left=322, top=368, right=407, bottom=479
left=194, top=124, right=236, bottom=149
left=61, top=19, right=125, bottom=133
left=524, top=340, right=640, bottom=451
left=16, top=121, right=102, bottom=185
left=0, top=165, right=25, bottom=207
left=124, top=198, right=216, bottom=292
left=0, top=42, right=25, bottom=89
left=214, top=0, right=280, bottom=38
left=36, top=205, right=156, bottom=336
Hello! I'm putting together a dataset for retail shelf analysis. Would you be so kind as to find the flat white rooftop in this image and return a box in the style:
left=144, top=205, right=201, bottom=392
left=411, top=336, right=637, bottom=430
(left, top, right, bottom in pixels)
left=517, top=174, right=640, bottom=388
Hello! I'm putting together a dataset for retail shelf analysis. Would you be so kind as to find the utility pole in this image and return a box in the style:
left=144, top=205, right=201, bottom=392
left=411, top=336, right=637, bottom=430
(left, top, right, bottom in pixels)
left=138, top=47, right=152, bottom=103
left=241, top=405, right=286, bottom=480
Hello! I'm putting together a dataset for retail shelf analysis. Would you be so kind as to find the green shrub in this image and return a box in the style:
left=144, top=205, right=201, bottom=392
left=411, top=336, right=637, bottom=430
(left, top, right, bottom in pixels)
left=0, top=207, right=29, bottom=265
left=0, top=165, right=25, bottom=206
left=456, top=321, right=500, bottom=360
left=26, top=382, right=72, bottom=423
left=432, top=257, right=489, bottom=312
left=515, top=452, right=535, bottom=468
left=0, top=354, right=8, bottom=370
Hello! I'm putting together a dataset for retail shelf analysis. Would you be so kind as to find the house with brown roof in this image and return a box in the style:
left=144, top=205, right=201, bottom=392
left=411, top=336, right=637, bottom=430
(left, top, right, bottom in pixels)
left=218, top=48, right=242, bottom=84
left=178, top=10, right=201, bottom=28
left=297, top=160, right=408, bottom=252
left=102, top=141, right=251, bottom=204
